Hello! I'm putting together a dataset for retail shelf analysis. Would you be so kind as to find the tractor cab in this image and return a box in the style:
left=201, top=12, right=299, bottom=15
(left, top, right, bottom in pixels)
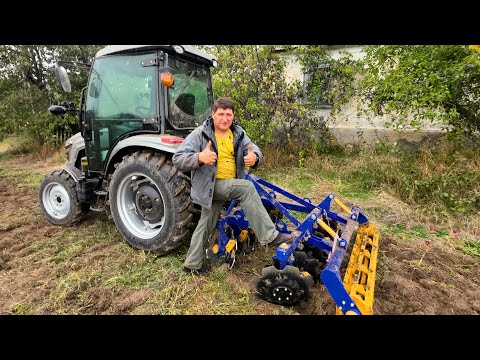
left=53, top=45, right=217, bottom=173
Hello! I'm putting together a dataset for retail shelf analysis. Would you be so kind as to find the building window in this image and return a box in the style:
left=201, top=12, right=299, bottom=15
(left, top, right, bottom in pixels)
left=303, top=63, right=331, bottom=109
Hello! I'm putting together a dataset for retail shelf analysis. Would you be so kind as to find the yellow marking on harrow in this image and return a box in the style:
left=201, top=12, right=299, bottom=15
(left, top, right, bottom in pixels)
left=239, top=229, right=249, bottom=242
left=317, top=219, right=337, bottom=239
left=334, top=197, right=352, bottom=215
left=336, top=223, right=380, bottom=315
left=226, top=239, right=236, bottom=253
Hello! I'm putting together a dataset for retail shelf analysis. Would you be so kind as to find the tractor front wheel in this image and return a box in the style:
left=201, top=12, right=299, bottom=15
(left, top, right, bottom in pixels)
left=38, top=169, right=83, bottom=226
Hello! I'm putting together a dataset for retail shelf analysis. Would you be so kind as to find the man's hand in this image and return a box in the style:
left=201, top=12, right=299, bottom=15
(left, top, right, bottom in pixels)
left=243, top=143, right=257, bottom=167
left=198, top=140, right=217, bottom=165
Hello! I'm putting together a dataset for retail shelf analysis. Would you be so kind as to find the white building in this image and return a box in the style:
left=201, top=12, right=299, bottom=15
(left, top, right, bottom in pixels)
left=282, top=45, right=445, bottom=147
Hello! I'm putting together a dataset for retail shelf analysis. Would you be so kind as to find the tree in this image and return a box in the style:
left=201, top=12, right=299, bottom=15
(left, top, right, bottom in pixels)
left=207, top=45, right=327, bottom=153
left=352, top=45, right=480, bottom=139
left=0, top=45, right=102, bottom=145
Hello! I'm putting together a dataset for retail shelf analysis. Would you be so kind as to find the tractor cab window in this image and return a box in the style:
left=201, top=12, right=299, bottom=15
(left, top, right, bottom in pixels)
left=85, top=52, right=157, bottom=170
left=87, top=53, right=156, bottom=120
left=167, top=59, right=212, bottom=129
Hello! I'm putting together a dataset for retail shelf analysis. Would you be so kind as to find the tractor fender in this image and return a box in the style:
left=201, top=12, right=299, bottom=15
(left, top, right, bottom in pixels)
left=65, top=132, right=85, bottom=166
left=61, top=163, right=85, bottom=183
left=61, top=163, right=99, bottom=203
left=105, top=134, right=183, bottom=173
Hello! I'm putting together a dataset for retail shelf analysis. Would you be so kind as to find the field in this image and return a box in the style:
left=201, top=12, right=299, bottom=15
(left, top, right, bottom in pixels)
left=1, top=139, right=479, bottom=315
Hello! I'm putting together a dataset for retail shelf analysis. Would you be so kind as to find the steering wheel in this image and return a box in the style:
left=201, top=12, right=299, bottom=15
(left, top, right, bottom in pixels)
left=135, top=106, right=151, bottom=117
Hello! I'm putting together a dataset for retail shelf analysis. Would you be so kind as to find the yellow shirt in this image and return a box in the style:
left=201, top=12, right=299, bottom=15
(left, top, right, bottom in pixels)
left=215, top=129, right=236, bottom=179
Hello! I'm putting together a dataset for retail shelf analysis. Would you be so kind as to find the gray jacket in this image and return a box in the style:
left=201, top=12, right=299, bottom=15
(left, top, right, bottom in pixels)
left=172, top=116, right=263, bottom=210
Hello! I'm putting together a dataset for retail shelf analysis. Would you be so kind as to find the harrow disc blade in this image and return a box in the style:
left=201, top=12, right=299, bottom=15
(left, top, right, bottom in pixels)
left=254, top=265, right=314, bottom=306
left=292, top=251, right=323, bottom=282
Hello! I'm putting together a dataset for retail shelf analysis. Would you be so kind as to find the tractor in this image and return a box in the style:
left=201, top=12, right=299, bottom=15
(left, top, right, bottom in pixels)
left=40, top=45, right=216, bottom=254
left=41, top=45, right=379, bottom=314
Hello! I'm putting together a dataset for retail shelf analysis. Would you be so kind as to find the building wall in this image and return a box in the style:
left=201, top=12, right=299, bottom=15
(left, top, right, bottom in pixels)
left=284, top=46, right=446, bottom=147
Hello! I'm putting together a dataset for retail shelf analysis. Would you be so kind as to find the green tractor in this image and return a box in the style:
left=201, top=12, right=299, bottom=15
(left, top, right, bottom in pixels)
left=40, top=45, right=217, bottom=255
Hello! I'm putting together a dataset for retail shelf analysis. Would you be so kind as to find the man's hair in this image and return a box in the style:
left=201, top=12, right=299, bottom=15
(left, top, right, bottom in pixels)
left=212, top=97, right=234, bottom=114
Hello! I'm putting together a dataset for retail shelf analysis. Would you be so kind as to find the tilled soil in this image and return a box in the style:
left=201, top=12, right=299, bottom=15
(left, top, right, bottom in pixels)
left=1, top=152, right=479, bottom=315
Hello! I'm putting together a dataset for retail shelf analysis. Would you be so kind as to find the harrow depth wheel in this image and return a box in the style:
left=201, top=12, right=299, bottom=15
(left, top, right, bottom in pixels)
left=254, top=265, right=314, bottom=306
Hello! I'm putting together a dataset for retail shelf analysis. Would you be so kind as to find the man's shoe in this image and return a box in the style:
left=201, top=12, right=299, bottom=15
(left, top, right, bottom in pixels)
left=183, top=263, right=212, bottom=275
left=269, top=231, right=295, bottom=246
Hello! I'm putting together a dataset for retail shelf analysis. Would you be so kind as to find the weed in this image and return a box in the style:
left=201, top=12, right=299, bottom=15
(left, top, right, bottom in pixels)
left=460, top=240, right=480, bottom=258
left=406, top=259, right=432, bottom=272
left=383, top=224, right=430, bottom=240
left=11, top=301, right=32, bottom=315
left=433, top=228, right=450, bottom=237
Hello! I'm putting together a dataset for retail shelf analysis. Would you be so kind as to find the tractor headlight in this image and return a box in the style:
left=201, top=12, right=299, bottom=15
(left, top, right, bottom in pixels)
left=65, top=139, right=72, bottom=160
left=172, top=45, right=184, bottom=54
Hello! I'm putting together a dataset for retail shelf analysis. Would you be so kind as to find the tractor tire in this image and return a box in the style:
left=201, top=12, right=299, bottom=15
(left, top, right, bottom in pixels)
left=38, top=169, right=83, bottom=226
left=109, top=151, right=193, bottom=255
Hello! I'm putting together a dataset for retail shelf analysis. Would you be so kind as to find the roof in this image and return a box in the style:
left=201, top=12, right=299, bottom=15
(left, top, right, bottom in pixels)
left=95, top=45, right=216, bottom=63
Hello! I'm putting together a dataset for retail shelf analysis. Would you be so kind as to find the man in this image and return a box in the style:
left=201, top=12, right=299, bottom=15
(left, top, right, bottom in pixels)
left=172, top=97, right=294, bottom=274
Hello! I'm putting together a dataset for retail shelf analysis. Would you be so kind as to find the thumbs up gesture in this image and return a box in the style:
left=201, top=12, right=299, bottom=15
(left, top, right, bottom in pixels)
left=198, top=140, right=217, bottom=165
left=243, top=143, right=257, bottom=167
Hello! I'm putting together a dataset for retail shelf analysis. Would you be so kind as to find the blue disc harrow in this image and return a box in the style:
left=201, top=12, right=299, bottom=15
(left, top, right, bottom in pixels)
left=206, top=171, right=380, bottom=315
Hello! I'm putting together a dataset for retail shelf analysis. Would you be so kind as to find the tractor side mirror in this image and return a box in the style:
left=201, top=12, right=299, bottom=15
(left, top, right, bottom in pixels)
left=48, top=105, right=67, bottom=116
left=54, top=64, right=72, bottom=93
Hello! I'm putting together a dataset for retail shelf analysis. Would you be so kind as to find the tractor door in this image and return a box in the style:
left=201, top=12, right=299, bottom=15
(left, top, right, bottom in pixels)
left=84, top=52, right=159, bottom=172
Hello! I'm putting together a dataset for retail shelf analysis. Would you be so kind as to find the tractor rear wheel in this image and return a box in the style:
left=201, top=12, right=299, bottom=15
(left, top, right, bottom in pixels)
left=109, top=151, right=192, bottom=255
left=38, top=169, right=83, bottom=226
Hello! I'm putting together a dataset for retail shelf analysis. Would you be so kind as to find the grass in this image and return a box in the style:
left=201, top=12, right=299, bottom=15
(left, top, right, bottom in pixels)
left=405, top=259, right=433, bottom=272
left=263, top=140, right=480, bottom=218
left=0, top=137, right=15, bottom=153
left=1, top=167, right=46, bottom=189
left=460, top=240, right=480, bottom=258
left=1, top=136, right=479, bottom=314
left=16, top=215, right=272, bottom=314
left=383, top=224, right=430, bottom=238
left=11, top=301, right=32, bottom=315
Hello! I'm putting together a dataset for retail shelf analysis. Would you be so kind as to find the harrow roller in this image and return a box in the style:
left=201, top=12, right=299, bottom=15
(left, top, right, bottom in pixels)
left=336, top=223, right=379, bottom=315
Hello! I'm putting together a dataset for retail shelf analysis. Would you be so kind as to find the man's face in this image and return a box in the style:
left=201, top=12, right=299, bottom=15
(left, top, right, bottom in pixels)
left=212, top=107, right=234, bottom=133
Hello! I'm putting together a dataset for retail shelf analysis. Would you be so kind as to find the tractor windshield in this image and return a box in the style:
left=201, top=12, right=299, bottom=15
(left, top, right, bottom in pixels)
left=166, top=58, right=213, bottom=129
